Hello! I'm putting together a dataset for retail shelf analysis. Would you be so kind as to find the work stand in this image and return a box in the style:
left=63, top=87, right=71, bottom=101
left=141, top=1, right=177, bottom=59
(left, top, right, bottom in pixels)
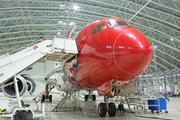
left=52, top=91, right=76, bottom=112
left=81, top=91, right=98, bottom=117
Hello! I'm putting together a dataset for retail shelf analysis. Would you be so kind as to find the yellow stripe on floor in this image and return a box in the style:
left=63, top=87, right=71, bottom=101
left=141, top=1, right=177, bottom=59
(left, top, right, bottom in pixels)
left=109, top=117, right=118, bottom=120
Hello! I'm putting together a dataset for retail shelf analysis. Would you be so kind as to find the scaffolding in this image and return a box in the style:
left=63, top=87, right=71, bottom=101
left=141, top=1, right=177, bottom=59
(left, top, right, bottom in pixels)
left=126, top=43, right=168, bottom=115
left=81, top=91, right=98, bottom=117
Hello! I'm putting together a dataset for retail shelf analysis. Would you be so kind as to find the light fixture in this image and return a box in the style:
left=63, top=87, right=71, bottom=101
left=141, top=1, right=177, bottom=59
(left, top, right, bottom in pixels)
left=69, top=22, right=75, bottom=25
left=60, top=3, right=65, bottom=7
left=154, top=46, right=157, bottom=49
left=171, top=38, right=173, bottom=41
left=57, top=32, right=61, bottom=35
left=73, top=5, right=80, bottom=10
left=58, top=21, right=63, bottom=24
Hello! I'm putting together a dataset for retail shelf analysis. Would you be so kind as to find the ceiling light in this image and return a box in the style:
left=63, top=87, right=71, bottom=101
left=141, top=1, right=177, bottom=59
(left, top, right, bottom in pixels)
left=58, top=21, right=63, bottom=24
left=69, top=22, right=75, bottom=25
left=60, top=4, right=65, bottom=7
left=57, top=32, right=61, bottom=35
left=73, top=5, right=80, bottom=10
left=171, top=38, right=173, bottom=41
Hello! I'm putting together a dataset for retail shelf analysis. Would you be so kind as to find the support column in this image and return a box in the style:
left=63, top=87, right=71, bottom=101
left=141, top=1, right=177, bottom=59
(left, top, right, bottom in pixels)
left=164, top=74, right=167, bottom=94
left=14, top=75, right=22, bottom=109
left=173, top=74, right=180, bottom=90
left=172, top=74, right=175, bottom=92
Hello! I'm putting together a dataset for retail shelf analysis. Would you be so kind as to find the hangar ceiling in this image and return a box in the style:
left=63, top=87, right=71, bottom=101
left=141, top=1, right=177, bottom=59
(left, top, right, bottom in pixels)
left=0, top=0, right=180, bottom=79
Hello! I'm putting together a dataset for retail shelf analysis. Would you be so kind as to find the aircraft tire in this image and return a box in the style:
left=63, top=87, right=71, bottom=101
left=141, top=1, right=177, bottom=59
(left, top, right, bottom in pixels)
left=41, top=95, right=45, bottom=103
left=108, top=102, right=116, bottom=117
left=92, top=95, right=96, bottom=101
left=85, top=95, right=89, bottom=101
left=15, top=111, right=27, bottom=120
left=98, top=103, right=107, bottom=117
left=50, top=95, right=52, bottom=102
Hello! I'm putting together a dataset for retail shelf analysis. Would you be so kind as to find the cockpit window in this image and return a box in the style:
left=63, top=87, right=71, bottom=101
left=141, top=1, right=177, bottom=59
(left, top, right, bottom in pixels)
left=107, top=20, right=127, bottom=27
left=92, top=23, right=107, bottom=34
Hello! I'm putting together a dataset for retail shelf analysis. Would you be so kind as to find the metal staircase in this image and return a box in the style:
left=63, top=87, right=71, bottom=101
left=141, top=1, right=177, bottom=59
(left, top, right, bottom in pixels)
left=0, top=36, right=78, bottom=85
left=81, top=92, right=98, bottom=117
left=82, top=101, right=98, bottom=117
left=52, top=91, right=76, bottom=112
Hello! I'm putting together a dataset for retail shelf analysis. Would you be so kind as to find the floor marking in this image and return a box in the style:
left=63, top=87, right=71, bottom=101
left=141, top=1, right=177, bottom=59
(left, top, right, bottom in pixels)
left=109, top=117, right=118, bottom=120
left=45, top=105, right=82, bottom=111
left=45, top=105, right=55, bottom=107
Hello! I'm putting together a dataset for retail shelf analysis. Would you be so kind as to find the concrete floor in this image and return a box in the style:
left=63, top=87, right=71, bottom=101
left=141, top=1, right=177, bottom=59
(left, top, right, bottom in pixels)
left=0, top=95, right=180, bottom=120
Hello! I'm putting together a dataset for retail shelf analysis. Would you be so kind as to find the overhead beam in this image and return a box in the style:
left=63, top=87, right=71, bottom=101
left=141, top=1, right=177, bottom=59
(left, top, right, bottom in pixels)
left=128, top=0, right=152, bottom=22
left=147, top=36, right=180, bottom=54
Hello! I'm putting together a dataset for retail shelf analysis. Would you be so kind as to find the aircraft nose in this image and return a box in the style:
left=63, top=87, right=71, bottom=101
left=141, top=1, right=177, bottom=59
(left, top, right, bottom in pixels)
left=113, top=28, right=153, bottom=76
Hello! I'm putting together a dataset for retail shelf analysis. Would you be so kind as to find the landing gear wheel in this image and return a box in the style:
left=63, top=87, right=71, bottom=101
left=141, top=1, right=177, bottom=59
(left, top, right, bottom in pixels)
left=15, top=111, right=27, bottom=120
left=49, top=95, right=52, bottom=102
left=108, top=102, right=116, bottom=117
left=98, top=103, right=107, bottom=117
left=85, top=95, right=89, bottom=101
left=165, top=111, right=168, bottom=113
left=92, top=95, right=96, bottom=101
left=41, top=95, right=45, bottom=103
left=151, top=110, right=153, bottom=113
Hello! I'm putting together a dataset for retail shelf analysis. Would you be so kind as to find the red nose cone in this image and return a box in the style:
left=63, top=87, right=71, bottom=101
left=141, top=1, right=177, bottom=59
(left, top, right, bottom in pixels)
left=113, top=28, right=153, bottom=76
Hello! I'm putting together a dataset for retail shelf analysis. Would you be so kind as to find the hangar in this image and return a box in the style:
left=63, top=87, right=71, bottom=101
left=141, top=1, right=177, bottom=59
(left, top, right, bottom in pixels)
left=0, top=0, right=180, bottom=120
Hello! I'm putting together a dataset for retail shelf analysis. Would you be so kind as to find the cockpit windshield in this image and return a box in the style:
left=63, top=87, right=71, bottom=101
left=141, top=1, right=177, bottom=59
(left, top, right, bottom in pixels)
left=107, top=20, right=127, bottom=27
left=92, top=23, right=107, bottom=34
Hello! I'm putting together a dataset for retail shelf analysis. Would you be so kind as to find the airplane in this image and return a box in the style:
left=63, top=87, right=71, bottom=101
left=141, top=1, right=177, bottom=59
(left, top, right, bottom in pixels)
left=42, top=17, right=153, bottom=117
left=1, top=17, right=153, bottom=117
left=61, top=17, right=153, bottom=117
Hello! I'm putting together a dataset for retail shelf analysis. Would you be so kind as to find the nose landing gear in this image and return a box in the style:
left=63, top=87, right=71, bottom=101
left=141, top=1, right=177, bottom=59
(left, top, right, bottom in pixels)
left=98, top=94, right=116, bottom=117
left=85, top=94, right=96, bottom=101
